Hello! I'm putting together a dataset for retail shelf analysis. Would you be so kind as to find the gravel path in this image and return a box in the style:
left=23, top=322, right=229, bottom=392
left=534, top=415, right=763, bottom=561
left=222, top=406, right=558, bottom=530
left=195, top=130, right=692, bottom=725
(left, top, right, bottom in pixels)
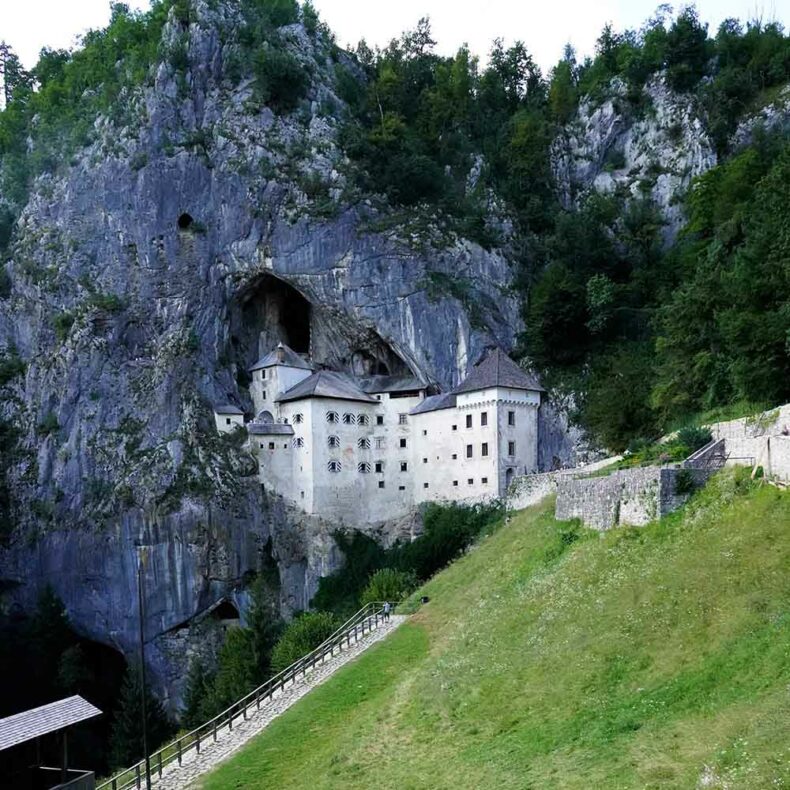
left=147, top=615, right=406, bottom=789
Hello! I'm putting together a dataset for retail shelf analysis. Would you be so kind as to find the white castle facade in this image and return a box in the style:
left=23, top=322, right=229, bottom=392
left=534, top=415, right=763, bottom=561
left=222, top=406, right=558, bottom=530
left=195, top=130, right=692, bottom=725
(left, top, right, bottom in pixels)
left=214, top=343, right=544, bottom=525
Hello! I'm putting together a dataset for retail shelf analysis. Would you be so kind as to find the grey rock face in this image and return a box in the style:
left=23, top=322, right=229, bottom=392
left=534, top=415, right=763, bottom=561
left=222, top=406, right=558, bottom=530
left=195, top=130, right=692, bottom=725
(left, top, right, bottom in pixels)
left=551, top=76, right=717, bottom=242
left=0, top=4, right=533, bottom=707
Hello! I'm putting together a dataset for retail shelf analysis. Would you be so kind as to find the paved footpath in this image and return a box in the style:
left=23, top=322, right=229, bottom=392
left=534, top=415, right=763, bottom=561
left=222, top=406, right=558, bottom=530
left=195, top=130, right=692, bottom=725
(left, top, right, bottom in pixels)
left=152, top=615, right=406, bottom=789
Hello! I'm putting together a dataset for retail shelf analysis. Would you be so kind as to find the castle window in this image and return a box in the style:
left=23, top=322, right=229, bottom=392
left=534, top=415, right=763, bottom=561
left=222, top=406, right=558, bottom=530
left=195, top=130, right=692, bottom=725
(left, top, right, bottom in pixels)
left=358, top=437, right=371, bottom=449
left=327, top=460, right=342, bottom=472
left=422, top=458, right=428, bottom=464
left=262, top=391, right=267, bottom=400
left=481, top=411, right=488, bottom=426
left=301, top=491, right=304, bottom=499
left=283, top=443, right=288, bottom=449
left=468, top=478, right=474, bottom=485
left=375, top=436, right=386, bottom=449
left=343, top=413, right=356, bottom=425
left=177, top=212, right=194, bottom=230
left=378, top=480, right=385, bottom=489
left=376, top=415, right=384, bottom=425
left=399, top=438, right=407, bottom=449
left=482, top=442, right=489, bottom=457
left=466, top=414, right=472, bottom=428
left=375, top=461, right=384, bottom=473
left=466, top=444, right=473, bottom=458
left=508, top=441, right=516, bottom=456
left=453, top=480, right=458, bottom=486
left=261, top=369, right=266, bottom=379
left=452, top=424, right=457, bottom=431
left=422, top=429, right=427, bottom=436
left=482, top=477, right=488, bottom=484
left=357, top=414, right=369, bottom=426
left=292, top=437, right=304, bottom=448
left=452, top=453, right=457, bottom=460
left=423, top=482, right=429, bottom=489
left=398, top=414, right=408, bottom=425
left=358, top=462, right=371, bottom=473
left=226, top=418, right=231, bottom=426
left=400, top=462, right=408, bottom=472
left=268, top=442, right=275, bottom=450
left=328, top=435, right=340, bottom=448
left=326, top=411, right=339, bottom=423
left=293, top=413, right=304, bottom=424
left=508, top=410, right=515, bottom=426
left=398, top=485, right=406, bottom=491
left=260, top=442, right=265, bottom=449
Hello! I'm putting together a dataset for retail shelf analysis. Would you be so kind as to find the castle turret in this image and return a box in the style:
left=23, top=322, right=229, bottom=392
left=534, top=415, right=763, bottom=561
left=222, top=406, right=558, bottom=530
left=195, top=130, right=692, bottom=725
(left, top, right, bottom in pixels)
left=248, top=343, right=314, bottom=418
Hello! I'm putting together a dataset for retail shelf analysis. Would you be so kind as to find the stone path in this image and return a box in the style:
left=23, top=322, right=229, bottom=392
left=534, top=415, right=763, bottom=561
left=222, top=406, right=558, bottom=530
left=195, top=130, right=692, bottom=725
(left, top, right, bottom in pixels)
left=151, top=615, right=406, bottom=790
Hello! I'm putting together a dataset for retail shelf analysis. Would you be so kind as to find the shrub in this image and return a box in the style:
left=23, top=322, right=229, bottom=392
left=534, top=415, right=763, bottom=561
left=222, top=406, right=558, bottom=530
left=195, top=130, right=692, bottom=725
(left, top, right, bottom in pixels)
left=37, top=412, right=60, bottom=436
left=53, top=311, right=76, bottom=341
left=254, top=45, right=309, bottom=111
left=0, top=347, right=25, bottom=386
left=674, top=468, right=696, bottom=495
left=270, top=611, right=338, bottom=673
left=360, top=568, right=417, bottom=607
left=676, top=426, right=712, bottom=453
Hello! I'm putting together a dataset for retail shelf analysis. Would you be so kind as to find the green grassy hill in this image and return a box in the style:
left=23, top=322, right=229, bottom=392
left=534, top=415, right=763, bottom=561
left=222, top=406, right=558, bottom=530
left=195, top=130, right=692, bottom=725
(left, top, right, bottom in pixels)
left=202, top=471, right=790, bottom=789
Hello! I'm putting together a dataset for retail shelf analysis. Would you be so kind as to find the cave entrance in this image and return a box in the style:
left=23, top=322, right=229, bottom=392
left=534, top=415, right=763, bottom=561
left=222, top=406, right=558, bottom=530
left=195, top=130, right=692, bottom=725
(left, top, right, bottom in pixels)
left=234, top=275, right=312, bottom=369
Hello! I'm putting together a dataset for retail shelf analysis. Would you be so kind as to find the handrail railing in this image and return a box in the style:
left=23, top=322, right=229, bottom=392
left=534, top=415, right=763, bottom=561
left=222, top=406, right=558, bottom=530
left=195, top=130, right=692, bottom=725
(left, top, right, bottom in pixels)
left=98, top=602, right=389, bottom=790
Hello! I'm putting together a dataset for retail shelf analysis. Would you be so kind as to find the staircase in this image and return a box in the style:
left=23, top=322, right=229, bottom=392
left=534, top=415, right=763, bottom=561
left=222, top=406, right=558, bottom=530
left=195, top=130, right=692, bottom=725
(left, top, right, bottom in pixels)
left=99, top=603, right=401, bottom=790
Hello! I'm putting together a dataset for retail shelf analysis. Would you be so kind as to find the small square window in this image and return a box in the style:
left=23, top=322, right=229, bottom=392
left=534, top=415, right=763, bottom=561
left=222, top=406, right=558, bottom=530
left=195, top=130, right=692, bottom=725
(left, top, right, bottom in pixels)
left=226, top=418, right=231, bottom=425
left=423, top=482, right=429, bottom=489
left=283, top=443, right=287, bottom=449
left=508, top=441, right=516, bottom=456
left=466, top=414, right=472, bottom=428
left=268, top=442, right=275, bottom=450
left=422, top=457, right=428, bottom=464
left=300, top=491, right=304, bottom=499
left=398, top=485, right=406, bottom=491
left=375, top=461, right=384, bottom=473
left=453, top=480, right=458, bottom=486
left=482, top=442, right=489, bottom=457
left=375, top=437, right=386, bottom=449
left=376, top=415, right=384, bottom=425
left=400, top=438, right=407, bottom=449
left=452, top=424, right=457, bottom=431
left=481, top=411, right=488, bottom=426
left=422, top=429, right=427, bottom=436
left=378, top=480, right=385, bottom=489
left=399, top=414, right=408, bottom=425
left=466, top=444, right=473, bottom=458
left=452, top=453, right=457, bottom=460
left=260, top=442, right=264, bottom=449
left=400, top=461, right=408, bottom=472
left=468, top=478, right=474, bottom=485
left=482, top=477, right=488, bottom=484
left=376, top=394, right=382, bottom=400
left=508, top=410, right=515, bottom=426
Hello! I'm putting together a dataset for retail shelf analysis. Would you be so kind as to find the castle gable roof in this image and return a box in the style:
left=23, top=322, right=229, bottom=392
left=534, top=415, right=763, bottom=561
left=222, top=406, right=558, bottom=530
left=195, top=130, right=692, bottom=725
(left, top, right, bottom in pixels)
left=214, top=404, right=244, bottom=415
left=453, top=347, right=544, bottom=395
left=249, top=343, right=314, bottom=372
left=409, top=391, right=457, bottom=415
left=357, top=375, right=426, bottom=394
left=276, top=370, right=377, bottom=404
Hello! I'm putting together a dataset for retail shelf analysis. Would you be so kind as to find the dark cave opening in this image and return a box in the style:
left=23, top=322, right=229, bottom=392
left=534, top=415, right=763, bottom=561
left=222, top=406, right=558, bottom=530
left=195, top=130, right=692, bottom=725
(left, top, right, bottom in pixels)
left=177, top=212, right=194, bottom=230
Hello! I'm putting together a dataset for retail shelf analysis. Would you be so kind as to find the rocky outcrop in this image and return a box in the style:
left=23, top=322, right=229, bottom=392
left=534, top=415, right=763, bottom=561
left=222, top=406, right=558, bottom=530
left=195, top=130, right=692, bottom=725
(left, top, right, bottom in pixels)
left=0, top=2, right=534, bottom=705
left=551, top=76, right=716, bottom=241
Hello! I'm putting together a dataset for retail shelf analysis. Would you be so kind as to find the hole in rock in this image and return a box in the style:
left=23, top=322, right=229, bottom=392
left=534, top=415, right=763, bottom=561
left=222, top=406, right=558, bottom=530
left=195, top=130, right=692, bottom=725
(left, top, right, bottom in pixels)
left=177, top=213, right=194, bottom=230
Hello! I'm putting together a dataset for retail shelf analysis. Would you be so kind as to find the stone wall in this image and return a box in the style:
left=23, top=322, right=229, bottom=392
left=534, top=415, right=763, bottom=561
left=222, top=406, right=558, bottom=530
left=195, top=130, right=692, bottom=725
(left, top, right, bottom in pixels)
left=706, top=404, right=790, bottom=470
left=555, top=466, right=713, bottom=531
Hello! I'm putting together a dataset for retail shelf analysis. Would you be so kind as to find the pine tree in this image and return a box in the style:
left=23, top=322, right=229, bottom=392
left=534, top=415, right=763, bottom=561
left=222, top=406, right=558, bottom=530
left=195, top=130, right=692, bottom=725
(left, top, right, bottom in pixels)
left=181, top=658, right=214, bottom=731
left=109, top=666, right=171, bottom=770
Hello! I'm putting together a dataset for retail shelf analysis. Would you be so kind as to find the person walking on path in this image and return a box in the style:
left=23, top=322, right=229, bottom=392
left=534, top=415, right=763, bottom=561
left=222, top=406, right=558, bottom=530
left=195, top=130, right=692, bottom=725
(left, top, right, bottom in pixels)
left=383, top=601, right=391, bottom=622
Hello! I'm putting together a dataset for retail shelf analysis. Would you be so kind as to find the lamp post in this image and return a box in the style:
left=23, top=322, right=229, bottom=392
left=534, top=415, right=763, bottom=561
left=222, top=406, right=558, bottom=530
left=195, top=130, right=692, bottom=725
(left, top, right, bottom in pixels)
left=136, top=543, right=152, bottom=790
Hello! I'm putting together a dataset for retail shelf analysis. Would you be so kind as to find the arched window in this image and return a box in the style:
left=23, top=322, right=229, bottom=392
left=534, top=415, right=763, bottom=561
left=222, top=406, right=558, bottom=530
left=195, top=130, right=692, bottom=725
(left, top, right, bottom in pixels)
left=343, top=413, right=356, bottom=425
left=327, top=460, right=342, bottom=473
left=357, top=414, right=369, bottom=426
left=328, top=435, right=340, bottom=449
left=292, top=437, right=304, bottom=448
left=358, top=437, right=371, bottom=449
left=358, top=462, right=371, bottom=473
left=326, top=411, right=339, bottom=423
left=293, top=413, right=304, bottom=424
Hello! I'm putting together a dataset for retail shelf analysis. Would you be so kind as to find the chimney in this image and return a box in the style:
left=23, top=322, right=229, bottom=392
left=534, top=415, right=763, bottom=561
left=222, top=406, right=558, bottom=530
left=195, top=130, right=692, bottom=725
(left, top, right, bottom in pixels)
left=276, top=343, right=285, bottom=363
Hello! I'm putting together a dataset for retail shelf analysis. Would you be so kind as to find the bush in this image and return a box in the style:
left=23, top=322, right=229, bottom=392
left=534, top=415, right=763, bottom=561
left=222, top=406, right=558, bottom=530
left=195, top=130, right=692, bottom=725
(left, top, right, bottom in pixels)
left=254, top=45, right=309, bottom=111
left=53, top=310, right=76, bottom=342
left=676, top=426, right=712, bottom=453
left=37, top=412, right=60, bottom=436
left=360, top=568, right=417, bottom=607
left=270, top=611, right=338, bottom=673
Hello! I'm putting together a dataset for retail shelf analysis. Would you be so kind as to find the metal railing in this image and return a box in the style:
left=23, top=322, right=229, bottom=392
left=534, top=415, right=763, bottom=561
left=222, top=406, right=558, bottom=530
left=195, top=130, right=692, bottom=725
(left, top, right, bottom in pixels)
left=98, top=602, right=389, bottom=790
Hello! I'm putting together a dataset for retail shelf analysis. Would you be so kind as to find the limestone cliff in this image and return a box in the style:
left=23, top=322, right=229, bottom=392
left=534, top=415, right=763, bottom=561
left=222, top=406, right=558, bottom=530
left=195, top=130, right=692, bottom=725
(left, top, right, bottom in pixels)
left=0, top=2, right=524, bottom=706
